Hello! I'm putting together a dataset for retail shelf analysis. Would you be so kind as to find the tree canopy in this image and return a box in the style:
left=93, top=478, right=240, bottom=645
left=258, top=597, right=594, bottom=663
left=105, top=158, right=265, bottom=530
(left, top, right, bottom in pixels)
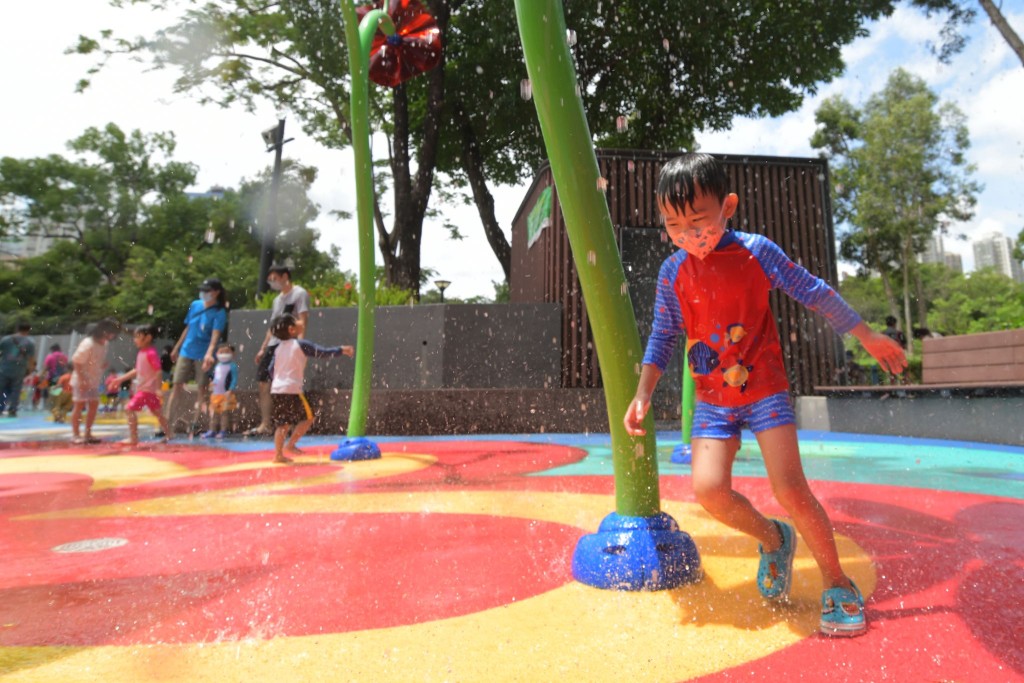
left=73, top=0, right=975, bottom=295
left=811, top=68, right=981, bottom=349
left=0, top=124, right=344, bottom=335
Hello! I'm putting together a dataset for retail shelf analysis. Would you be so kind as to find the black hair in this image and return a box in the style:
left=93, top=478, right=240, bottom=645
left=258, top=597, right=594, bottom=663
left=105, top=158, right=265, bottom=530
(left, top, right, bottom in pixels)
left=270, top=313, right=297, bottom=340
left=49, top=343, right=61, bottom=352
left=268, top=264, right=292, bottom=279
left=134, top=324, right=159, bottom=339
left=216, top=343, right=235, bottom=353
left=657, top=153, right=730, bottom=215
left=87, top=318, right=122, bottom=341
left=16, top=322, right=32, bottom=333
left=885, top=316, right=898, bottom=327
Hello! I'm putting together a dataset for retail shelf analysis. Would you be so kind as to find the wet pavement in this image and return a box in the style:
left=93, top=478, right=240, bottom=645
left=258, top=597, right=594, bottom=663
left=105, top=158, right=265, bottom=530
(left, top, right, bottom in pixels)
left=0, top=407, right=1022, bottom=681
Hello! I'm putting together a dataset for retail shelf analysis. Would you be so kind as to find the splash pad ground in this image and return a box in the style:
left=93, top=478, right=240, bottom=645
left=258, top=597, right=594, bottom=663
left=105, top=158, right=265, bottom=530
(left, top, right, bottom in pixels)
left=0, top=411, right=1021, bottom=682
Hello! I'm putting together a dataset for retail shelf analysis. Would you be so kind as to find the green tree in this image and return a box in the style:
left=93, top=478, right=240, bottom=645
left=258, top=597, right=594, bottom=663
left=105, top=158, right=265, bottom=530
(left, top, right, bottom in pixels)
left=929, top=268, right=1024, bottom=334
left=0, top=241, right=111, bottom=333
left=74, top=1, right=972, bottom=293
left=812, top=68, right=980, bottom=351
left=0, top=123, right=197, bottom=285
left=0, top=126, right=345, bottom=331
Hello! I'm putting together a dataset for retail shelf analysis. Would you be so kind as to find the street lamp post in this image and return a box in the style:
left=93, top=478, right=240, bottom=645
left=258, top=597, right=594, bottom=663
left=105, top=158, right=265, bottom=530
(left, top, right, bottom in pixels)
left=257, top=117, right=294, bottom=296
left=434, top=279, right=451, bottom=303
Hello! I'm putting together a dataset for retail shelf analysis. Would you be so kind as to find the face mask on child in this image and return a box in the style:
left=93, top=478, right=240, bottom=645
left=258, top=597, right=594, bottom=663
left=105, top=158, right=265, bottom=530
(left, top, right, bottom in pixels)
left=267, top=279, right=284, bottom=292
left=673, top=224, right=726, bottom=260
left=216, top=353, right=233, bottom=363
left=200, top=291, right=215, bottom=303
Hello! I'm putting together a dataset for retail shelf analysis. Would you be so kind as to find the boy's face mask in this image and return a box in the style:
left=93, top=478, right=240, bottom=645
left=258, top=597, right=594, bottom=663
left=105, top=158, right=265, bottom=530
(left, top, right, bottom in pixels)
left=200, top=291, right=215, bottom=303
left=672, top=224, right=726, bottom=260
left=216, top=353, right=233, bottom=363
left=659, top=192, right=737, bottom=261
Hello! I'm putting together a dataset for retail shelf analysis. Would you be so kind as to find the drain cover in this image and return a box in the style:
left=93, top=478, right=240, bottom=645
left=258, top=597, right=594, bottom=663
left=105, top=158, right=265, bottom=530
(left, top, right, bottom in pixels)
left=51, top=538, right=129, bottom=554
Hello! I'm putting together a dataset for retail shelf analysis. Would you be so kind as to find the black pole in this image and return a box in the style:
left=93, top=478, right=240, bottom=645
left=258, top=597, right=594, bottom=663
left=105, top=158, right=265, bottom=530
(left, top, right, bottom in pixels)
left=257, top=118, right=287, bottom=296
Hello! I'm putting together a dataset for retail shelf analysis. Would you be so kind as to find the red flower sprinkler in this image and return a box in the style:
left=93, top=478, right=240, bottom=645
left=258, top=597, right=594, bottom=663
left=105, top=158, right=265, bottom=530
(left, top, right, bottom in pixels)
left=356, top=0, right=442, bottom=88
left=333, top=0, right=442, bottom=461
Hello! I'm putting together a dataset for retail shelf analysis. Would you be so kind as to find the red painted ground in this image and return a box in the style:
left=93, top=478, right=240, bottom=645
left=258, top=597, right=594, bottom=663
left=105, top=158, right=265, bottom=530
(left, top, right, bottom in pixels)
left=1, top=440, right=1022, bottom=681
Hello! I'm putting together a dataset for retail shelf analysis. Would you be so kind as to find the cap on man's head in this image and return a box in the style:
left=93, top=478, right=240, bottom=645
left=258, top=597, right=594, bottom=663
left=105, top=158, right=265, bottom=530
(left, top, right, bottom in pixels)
left=199, top=278, right=223, bottom=292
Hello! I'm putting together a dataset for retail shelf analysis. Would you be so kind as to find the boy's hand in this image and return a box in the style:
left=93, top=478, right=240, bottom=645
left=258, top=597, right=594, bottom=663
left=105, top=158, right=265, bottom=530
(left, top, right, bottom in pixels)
left=623, top=397, right=650, bottom=436
left=858, top=330, right=908, bottom=375
left=341, top=345, right=355, bottom=358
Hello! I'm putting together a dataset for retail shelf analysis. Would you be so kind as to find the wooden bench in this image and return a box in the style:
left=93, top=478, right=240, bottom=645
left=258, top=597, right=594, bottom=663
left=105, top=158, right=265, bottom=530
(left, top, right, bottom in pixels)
left=921, top=328, right=1024, bottom=386
left=816, top=328, right=1024, bottom=395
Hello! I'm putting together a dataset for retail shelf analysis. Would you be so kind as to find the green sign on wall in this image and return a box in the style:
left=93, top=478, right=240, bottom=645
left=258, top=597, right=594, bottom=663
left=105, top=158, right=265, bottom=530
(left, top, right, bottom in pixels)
left=526, top=186, right=553, bottom=248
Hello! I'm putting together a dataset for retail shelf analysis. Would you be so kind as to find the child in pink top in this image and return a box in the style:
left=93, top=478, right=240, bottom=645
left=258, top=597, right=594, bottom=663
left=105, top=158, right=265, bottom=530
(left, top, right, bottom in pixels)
left=113, top=324, right=170, bottom=447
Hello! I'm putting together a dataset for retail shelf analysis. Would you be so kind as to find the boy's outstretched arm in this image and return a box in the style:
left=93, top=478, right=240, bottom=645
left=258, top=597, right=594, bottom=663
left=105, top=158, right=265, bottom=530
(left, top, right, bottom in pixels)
left=849, top=322, right=908, bottom=375
left=624, top=364, right=663, bottom=436
left=296, top=339, right=355, bottom=359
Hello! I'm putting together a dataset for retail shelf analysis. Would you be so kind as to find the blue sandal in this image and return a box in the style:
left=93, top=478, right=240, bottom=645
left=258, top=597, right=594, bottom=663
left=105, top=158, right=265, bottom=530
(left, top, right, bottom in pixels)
left=820, top=580, right=866, bottom=636
left=757, top=520, right=796, bottom=600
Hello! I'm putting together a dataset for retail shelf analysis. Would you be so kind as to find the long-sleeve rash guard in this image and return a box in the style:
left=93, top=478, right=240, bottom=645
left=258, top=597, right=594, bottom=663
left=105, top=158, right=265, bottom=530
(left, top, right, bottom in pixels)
left=642, top=230, right=860, bottom=406
left=269, top=339, right=347, bottom=395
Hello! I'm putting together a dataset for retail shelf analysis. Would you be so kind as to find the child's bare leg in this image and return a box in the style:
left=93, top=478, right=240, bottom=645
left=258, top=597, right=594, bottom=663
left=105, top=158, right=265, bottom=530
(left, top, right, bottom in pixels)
left=84, top=400, right=99, bottom=438
left=691, top=436, right=781, bottom=549
left=71, top=401, right=84, bottom=438
left=154, top=407, right=170, bottom=442
left=757, top=424, right=851, bottom=589
left=284, top=418, right=312, bottom=454
left=220, top=410, right=230, bottom=433
left=273, top=425, right=293, bottom=463
left=125, top=411, right=139, bottom=446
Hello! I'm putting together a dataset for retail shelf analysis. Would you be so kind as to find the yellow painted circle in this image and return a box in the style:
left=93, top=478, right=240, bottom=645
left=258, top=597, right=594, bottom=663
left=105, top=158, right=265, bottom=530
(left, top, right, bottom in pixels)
left=0, top=453, right=874, bottom=682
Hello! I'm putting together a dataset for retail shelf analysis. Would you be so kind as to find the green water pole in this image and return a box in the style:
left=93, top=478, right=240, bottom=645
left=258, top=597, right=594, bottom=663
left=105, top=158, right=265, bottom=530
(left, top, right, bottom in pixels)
left=671, top=339, right=696, bottom=464
left=682, top=360, right=695, bottom=443
left=338, top=3, right=394, bottom=438
left=514, top=0, right=658, bottom=517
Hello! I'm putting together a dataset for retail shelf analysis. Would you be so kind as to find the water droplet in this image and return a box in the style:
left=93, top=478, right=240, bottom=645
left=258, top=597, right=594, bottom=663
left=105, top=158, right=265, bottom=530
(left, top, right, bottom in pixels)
left=627, top=160, right=635, bottom=173
left=187, top=255, right=194, bottom=264
left=204, top=228, right=215, bottom=244
left=147, top=305, right=154, bottom=315
left=475, top=65, right=484, bottom=74
left=520, top=79, right=533, bottom=101
left=616, top=115, right=628, bottom=133
left=663, top=38, right=670, bottom=52
left=566, top=29, right=577, bottom=47
left=587, top=250, right=597, bottom=265
left=596, top=177, right=609, bottom=192
left=620, top=282, right=629, bottom=295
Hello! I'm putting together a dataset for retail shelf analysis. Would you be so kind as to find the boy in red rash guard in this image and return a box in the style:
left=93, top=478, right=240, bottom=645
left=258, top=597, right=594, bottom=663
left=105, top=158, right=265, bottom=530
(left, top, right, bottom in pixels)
left=624, top=153, right=907, bottom=637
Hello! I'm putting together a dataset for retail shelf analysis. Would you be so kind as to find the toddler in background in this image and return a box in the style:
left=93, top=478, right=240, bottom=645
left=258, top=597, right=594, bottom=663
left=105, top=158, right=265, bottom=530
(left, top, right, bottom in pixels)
left=70, top=318, right=121, bottom=445
left=202, top=343, right=239, bottom=439
left=113, top=324, right=170, bottom=447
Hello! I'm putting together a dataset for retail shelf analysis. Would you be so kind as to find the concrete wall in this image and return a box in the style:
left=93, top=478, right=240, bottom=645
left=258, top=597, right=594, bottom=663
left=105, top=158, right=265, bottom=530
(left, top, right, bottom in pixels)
left=227, top=303, right=563, bottom=392
left=796, top=393, right=1024, bottom=446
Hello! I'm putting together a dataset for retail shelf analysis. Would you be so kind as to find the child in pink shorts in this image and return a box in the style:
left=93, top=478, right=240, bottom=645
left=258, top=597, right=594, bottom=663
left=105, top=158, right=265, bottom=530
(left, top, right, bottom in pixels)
left=114, top=324, right=170, bottom=447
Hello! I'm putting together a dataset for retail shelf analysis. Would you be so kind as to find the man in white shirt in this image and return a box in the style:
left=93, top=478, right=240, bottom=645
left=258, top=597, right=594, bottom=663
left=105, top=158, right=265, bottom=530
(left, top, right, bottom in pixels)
left=247, top=265, right=311, bottom=435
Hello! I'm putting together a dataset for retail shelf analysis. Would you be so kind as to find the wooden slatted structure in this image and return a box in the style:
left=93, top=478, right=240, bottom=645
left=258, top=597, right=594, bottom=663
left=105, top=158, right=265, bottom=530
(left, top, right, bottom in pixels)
left=922, top=329, right=1024, bottom=386
left=510, top=149, right=845, bottom=400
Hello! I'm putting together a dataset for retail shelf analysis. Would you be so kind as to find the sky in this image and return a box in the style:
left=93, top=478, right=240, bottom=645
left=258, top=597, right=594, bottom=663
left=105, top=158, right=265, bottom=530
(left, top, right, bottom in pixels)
left=2, top=3, right=1022, bottom=298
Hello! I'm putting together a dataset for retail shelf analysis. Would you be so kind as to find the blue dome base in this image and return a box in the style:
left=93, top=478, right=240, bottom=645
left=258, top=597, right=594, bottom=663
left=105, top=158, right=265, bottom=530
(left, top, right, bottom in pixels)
left=330, top=437, right=382, bottom=461
left=670, top=443, right=692, bottom=464
left=572, top=512, right=702, bottom=591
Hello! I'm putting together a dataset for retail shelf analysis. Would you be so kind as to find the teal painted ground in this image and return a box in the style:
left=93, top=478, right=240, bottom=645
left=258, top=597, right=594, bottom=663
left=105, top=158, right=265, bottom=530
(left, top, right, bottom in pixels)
left=532, top=430, right=1024, bottom=500
left=2, top=410, right=1022, bottom=499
